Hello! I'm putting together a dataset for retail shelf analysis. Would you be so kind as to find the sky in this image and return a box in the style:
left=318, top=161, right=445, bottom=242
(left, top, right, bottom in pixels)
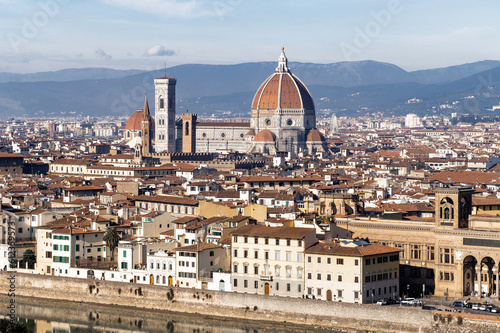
left=1, top=0, right=499, bottom=73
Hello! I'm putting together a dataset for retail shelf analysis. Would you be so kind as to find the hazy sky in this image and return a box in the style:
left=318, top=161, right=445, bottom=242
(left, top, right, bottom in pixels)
left=1, top=0, right=499, bottom=73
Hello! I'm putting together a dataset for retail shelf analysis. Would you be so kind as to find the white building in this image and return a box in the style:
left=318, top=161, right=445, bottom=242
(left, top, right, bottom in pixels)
left=305, top=240, right=400, bottom=303
left=405, top=113, right=422, bottom=128
left=231, top=224, right=316, bottom=297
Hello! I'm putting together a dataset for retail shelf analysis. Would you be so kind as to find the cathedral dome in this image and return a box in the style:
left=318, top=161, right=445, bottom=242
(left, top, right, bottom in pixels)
left=125, top=110, right=154, bottom=131
left=251, top=48, right=315, bottom=111
left=254, top=129, right=276, bottom=142
left=306, top=128, right=325, bottom=142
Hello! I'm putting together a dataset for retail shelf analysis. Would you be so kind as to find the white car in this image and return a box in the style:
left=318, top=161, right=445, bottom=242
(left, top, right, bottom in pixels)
left=376, top=299, right=388, bottom=305
left=471, top=303, right=481, bottom=310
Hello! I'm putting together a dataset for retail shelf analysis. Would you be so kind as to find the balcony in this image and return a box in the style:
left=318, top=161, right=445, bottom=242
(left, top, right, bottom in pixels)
left=259, top=275, right=273, bottom=281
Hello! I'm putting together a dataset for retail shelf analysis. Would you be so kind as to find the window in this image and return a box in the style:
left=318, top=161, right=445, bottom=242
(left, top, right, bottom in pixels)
left=244, top=250, right=248, bottom=258
left=275, top=238, right=280, bottom=245
left=233, top=236, right=237, bottom=242
left=327, top=257, right=331, bottom=264
left=287, top=283, right=291, bottom=292
left=440, top=248, right=454, bottom=264
left=327, top=274, right=331, bottom=281
left=244, top=265, right=248, bottom=274
left=307, top=256, right=312, bottom=263
left=427, top=246, right=435, bottom=261
left=265, top=238, right=269, bottom=245
left=254, top=250, right=258, bottom=259
left=286, top=267, right=291, bottom=278
left=354, top=276, right=359, bottom=283
left=234, top=279, right=238, bottom=287
left=297, top=253, right=302, bottom=262
left=254, top=266, right=258, bottom=275
left=317, top=273, right=321, bottom=280
left=307, top=272, right=312, bottom=279
left=338, top=275, right=342, bottom=282
left=276, top=282, right=279, bottom=291
left=338, top=290, right=342, bottom=298
left=254, top=237, right=258, bottom=244
left=233, top=264, right=238, bottom=273
left=286, top=239, right=291, bottom=246
left=354, top=291, right=359, bottom=299
left=244, top=280, right=248, bottom=288
left=317, top=257, right=321, bottom=264
left=354, top=259, right=359, bottom=266
left=210, top=251, right=214, bottom=257
left=286, top=252, right=291, bottom=261
left=275, top=266, right=280, bottom=277
left=275, top=251, right=280, bottom=261
left=317, top=288, right=322, bottom=296
left=244, top=236, right=248, bottom=243
left=265, top=251, right=269, bottom=260
left=298, top=240, right=302, bottom=247
left=234, top=249, right=238, bottom=257
left=365, top=258, right=370, bottom=265
left=337, top=258, right=344, bottom=265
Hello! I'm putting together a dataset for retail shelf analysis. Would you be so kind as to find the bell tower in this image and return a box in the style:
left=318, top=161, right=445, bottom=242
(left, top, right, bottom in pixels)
left=182, top=113, right=197, bottom=153
left=434, top=187, right=474, bottom=229
left=154, top=74, right=177, bottom=152
left=141, top=95, right=152, bottom=157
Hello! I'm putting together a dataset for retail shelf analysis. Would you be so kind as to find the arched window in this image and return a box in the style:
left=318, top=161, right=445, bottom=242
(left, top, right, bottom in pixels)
left=444, top=207, right=450, bottom=219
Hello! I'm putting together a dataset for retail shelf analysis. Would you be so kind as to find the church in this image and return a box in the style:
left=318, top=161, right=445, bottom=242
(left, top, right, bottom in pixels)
left=128, top=48, right=328, bottom=157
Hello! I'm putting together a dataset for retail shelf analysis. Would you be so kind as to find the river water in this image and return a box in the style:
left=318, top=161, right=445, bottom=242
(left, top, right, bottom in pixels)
left=1, top=296, right=343, bottom=333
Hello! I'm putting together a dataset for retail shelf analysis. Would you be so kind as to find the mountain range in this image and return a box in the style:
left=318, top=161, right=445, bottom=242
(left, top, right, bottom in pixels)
left=1, top=60, right=500, bottom=118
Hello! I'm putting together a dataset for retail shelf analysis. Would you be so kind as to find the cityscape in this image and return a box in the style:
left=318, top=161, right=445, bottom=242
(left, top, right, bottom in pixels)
left=2, top=1, right=500, bottom=332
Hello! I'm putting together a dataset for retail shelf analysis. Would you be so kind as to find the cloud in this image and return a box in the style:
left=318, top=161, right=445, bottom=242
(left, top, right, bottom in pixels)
left=101, top=0, right=220, bottom=18
left=126, top=51, right=133, bottom=57
left=95, top=48, right=112, bottom=60
left=144, top=45, right=176, bottom=57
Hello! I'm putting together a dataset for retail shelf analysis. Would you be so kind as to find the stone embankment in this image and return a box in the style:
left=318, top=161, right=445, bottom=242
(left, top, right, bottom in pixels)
left=1, top=272, right=500, bottom=332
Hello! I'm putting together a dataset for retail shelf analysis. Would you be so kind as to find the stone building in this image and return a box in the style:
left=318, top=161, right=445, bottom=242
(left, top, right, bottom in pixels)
left=336, top=186, right=500, bottom=299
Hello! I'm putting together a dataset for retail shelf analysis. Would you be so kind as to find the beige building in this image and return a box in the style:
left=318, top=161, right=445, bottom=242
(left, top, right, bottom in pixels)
left=305, top=240, right=400, bottom=303
left=337, top=187, right=500, bottom=299
left=230, top=224, right=316, bottom=297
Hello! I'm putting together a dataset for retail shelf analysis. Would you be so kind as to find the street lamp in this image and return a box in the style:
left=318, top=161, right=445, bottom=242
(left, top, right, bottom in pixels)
left=407, top=284, right=410, bottom=298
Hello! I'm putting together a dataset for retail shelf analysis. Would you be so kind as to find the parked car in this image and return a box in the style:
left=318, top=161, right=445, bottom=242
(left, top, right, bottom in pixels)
left=486, top=305, right=495, bottom=312
left=471, top=303, right=481, bottom=310
left=479, top=304, right=488, bottom=311
left=401, top=298, right=422, bottom=306
left=453, top=301, right=464, bottom=307
left=376, top=299, right=388, bottom=305
left=491, top=306, right=500, bottom=313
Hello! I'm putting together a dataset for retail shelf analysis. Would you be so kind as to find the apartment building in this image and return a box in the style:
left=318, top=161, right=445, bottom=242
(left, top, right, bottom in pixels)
left=305, top=240, right=400, bottom=303
left=230, top=224, right=317, bottom=297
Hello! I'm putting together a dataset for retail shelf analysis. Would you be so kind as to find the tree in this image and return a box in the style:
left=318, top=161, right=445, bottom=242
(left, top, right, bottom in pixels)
left=0, top=319, right=32, bottom=333
left=19, top=250, right=36, bottom=269
left=103, top=227, right=120, bottom=261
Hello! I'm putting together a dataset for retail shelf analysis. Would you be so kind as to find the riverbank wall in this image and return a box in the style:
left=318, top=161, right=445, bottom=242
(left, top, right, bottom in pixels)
left=1, top=272, right=499, bottom=332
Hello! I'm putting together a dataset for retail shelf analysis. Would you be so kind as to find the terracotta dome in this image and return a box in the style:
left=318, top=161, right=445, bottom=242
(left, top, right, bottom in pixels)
left=254, top=129, right=276, bottom=142
left=251, top=49, right=314, bottom=111
left=125, top=110, right=154, bottom=131
left=306, top=129, right=325, bottom=142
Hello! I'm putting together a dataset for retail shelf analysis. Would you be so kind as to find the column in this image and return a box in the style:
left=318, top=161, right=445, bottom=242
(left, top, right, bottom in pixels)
left=494, top=265, right=499, bottom=300
left=495, top=264, right=500, bottom=300
left=475, top=265, right=480, bottom=298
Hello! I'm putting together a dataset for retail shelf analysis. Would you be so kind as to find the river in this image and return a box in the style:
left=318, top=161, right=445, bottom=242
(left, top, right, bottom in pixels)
left=1, top=296, right=343, bottom=333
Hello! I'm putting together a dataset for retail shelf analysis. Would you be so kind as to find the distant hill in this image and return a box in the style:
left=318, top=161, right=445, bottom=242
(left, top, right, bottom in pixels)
left=0, top=68, right=146, bottom=83
left=1, top=60, right=500, bottom=118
